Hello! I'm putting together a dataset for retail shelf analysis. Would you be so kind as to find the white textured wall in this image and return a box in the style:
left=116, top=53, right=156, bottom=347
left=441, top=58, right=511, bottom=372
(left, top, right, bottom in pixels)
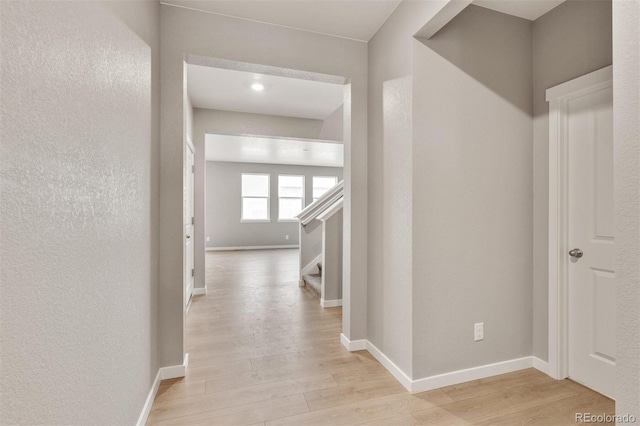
left=613, top=0, right=640, bottom=418
left=0, top=1, right=160, bottom=424
left=160, top=4, right=368, bottom=366
left=413, top=5, right=533, bottom=378
left=531, top=0, right=612, bottom=361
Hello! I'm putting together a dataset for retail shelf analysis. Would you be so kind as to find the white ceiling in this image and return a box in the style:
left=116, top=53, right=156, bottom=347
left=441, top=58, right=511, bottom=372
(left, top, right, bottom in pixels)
left=162, top=0, right=401, bottom=42
left=187, top=64, right=344, bottom=120
left=473, top=0, right=565, bottom=21
left=206, top=134, right=344, bottom=168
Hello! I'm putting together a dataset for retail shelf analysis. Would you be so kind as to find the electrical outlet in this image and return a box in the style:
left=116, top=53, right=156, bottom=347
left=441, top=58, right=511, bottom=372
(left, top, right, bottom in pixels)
left=285, top=235, right=289, bottom=240
left=474, top=323, right=484, bottom=342
left=206, top=236, right=210, bottom=242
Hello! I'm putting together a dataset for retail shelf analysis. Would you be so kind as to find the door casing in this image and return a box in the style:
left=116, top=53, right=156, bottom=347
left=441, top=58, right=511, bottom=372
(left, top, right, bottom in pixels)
left=546, top=65, right=613, bottom=382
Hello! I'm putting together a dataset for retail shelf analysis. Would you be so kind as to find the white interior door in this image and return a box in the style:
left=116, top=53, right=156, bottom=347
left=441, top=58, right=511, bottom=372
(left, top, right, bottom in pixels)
left=184, top=142, right=195, bottom=307
left=567, top=82, right=615, bottom=397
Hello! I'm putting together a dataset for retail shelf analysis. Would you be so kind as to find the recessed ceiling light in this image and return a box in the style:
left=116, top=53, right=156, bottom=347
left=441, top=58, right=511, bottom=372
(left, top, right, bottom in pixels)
left=251, top=83, right=264, bottom=92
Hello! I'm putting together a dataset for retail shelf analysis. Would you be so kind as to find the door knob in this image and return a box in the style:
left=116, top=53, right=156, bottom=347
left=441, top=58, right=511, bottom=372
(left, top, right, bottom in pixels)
left=569, top=248, right=583, bottom=258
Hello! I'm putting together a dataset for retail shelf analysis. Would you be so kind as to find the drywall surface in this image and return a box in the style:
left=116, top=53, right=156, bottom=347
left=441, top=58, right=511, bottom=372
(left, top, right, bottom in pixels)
left=0, top=1, right=160, bottom=424
left=367, top=0, right=449, bottom=378
left=161, top=4, right=368, bottom=365
left=301, top=219, right=324, bottom=271
left=613, top=0, right=640, bottom=417
left=192, top=108, right=327, bottom=289
left=323, top=210, right=344, bottom=301
left=186, top=95, right=194, bottom=141
left=319, top=105, right=344, bottom=142
left=195, top=109, right=325, bottom=139
left=413, top=5, right=533, bottom=378
left=206, top=161, right=342, bottom=247
left=531, top=0, right=612, bottom=361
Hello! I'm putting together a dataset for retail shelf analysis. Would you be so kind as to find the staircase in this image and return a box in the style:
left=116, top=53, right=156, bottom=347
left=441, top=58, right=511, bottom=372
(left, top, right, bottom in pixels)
left=296, top=182, right=343, bottom=307
left=302, top=263, right=322, bottom=295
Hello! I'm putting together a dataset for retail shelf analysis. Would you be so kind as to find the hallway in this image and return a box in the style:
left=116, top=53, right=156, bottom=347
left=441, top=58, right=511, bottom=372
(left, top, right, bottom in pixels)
left=146, top=249, right=613, bottom=425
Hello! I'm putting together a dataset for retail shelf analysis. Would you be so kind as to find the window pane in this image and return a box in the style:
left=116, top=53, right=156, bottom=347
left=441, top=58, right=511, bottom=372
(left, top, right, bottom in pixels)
left=242, top=174, right=269, bottom=197
left=279, top=198, right=303, bottom=220
left=242, top=198, right=268, bottom=220
left=278, top=175, right=304, bottom=198
left=313, top=176, right=337, bottom=200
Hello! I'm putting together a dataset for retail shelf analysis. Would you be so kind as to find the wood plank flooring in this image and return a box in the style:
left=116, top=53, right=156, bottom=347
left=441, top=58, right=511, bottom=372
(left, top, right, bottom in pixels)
left=147, top=249, right=614, bottom=425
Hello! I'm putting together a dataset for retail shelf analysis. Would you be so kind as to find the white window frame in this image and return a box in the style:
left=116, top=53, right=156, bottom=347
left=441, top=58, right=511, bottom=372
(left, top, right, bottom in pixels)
left=278, top=174, right=305, bottom=222
left=241, top=173, right=270, bottom=223
left=312, top=176, right=338, bottom=203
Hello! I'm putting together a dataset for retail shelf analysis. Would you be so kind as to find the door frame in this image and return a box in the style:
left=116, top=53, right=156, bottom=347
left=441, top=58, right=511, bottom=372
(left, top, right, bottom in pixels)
left=184, top=135, right=195, bottom=309
left=546, top=65, right=613, bottom=380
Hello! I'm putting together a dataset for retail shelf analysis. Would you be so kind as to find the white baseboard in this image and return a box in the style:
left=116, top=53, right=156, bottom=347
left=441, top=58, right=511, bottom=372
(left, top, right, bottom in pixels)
left=192, top=287, right=207, bottom=296
left=340, top=333, right=367, bottom=351
left=136, top=369, right=161, bottom=426
left=410, top=355, right=534, bottom=393
left=301, top=254, right=323, bottom=277
left=321, top=298, right=342, bottom=308
left=363, top=340, right=537, bottom=394
left=160, top=353, right=189, bottom=380
left=137, top=353, right=189, bottom=426
left=365, top=341, right=413, bottom=391
left=532, top=356, right=550, bottom=375
left=206, top=245, right=299, bottom=251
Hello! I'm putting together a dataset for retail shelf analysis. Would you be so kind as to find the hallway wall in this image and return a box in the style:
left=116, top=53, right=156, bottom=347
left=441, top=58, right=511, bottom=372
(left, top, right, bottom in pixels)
left=367, top=0, right=450, bottom=378
left=160, top=4, right=368, bottom=366
left=613, top=0, right=640, bottom=417
left=0, top=1, right=160, bottom=424
left=412, top=5, right=533, bottom=378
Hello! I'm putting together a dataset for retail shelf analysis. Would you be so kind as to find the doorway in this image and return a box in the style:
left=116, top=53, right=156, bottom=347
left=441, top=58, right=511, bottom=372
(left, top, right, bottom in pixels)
left=547, top=65, right=615, bottom=398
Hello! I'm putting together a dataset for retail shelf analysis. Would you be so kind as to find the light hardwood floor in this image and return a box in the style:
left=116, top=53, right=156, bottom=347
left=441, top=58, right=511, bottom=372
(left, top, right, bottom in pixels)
left=147, top=249, right=614, bottom=425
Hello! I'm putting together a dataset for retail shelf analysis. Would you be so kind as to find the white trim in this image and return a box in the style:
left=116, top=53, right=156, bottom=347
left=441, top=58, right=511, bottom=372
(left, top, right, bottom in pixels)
left=317, top=198, right=343, bottom=222
left=365, top=341, right=413, bottom=392
left=546, top=65, right=613, bottom=380
left=206, top=245, right=298, bottom=251
left=160, top=353, right=189, bottom=380
left=533, top=357, right=550, bottom=376
left=320, top=298, right=342, bottom=308
left=340, top=333, right=367, bottom=351
left=192, top=287, right=207, bottom=296
left=409, top=356, right=534, bottom=394
left=301, top=254, right=323, bottom=277
left=136, top=353, right=189, bottom=426
left=136, top=370, right=161, bottom=426
left=296, top=181, right=343, bottom=225
left=355, top=340, right=540, bottom=394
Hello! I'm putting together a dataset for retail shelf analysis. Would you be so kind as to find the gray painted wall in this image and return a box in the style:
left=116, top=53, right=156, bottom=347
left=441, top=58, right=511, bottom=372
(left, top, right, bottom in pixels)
left=206, top=161, right=342, bottom=247
left=161, top=5, right=368, bottom=365
left=613, top=0, right=640, bottom=417
left=0, top=1, right=160, bottom=424
left=367, top=0, right=449, bottom=377
left=323, top=210, right=344, bottom=301
left=531, top=0, right=612, bottom=361
left=319, top=105, right=344, bottom=141
left=412, top=5, right=533, bottom=378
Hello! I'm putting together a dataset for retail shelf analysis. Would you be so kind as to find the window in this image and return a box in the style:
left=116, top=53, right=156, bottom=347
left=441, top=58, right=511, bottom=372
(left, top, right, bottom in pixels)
left=278, top=175, right=304, bottom=220
left=241, top=174, right=270, bottom=221
left=312, top=176, right=338, bottom=202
